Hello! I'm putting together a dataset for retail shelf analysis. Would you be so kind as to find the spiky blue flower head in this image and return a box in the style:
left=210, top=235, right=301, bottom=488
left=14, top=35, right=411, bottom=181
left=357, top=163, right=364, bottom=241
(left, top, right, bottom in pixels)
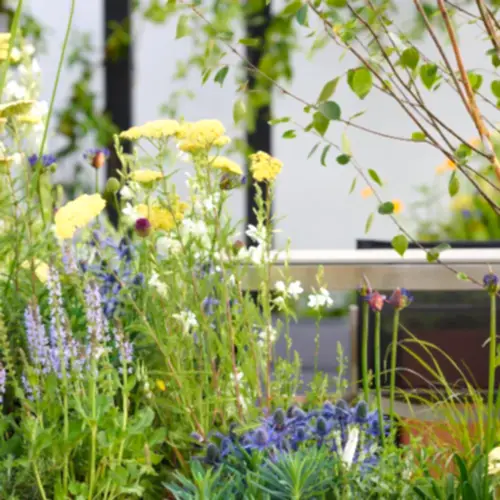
left=387, top=287, right=413, bottom=310
left=484, top=273, right=499, bottom=295
left=28, top=153, right=56, bottom=168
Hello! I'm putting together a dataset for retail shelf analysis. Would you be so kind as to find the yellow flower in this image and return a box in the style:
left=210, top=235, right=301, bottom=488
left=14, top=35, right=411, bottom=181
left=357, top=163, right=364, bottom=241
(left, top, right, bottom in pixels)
left=54, top=194, right=106, bottom=240
left=21, top=260, right=49, bottom=283
left=137, top=199, right=187, bottom=232
left=468, top=136, right=482, bottom=149
left=436, top=158, right=456, bottom=175
left=361, top=187, right=373, bottom=199
left=450, top=194, right=473, bottom=212
left=129, top=169, right=164, bottom=184
left=249, top=151, right=283, bottom=182
left=0, top=99, right=35, bottom=118
left=489, top=447, right=500, bottom=475
left=17, top=114, right=42, bottom=125
left=177, top=119, right=230, bottom=153
left=209, top=155, right=243, bottom=175
left=155, top=379, right=166, bottom=392
left=120, top=119, right=180, bottom=141
left=391, top=199, right=403, bottom=214
left=0, top=155, right=15, bottom=172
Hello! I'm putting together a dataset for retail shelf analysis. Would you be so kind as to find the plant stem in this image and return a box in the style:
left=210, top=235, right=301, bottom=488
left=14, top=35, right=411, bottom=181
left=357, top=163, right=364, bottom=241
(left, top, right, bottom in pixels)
left=0, top=0, right=23, bottom=95
left=374, top=311, right=385, bottom=446
left=389, top=309, right=400, bottom=437
left=314, top=316, right=320, bottom=373
left=88, top=359, right=98, bottom=500
left=33, top=462, right=48, bottom=500
left=37, top=0, right=75, bottom=225
left=361, top=300, right=370, bottom=402
left=487, top=292, right=497, bottom=452
left=63, top=388, right=69, bottom=494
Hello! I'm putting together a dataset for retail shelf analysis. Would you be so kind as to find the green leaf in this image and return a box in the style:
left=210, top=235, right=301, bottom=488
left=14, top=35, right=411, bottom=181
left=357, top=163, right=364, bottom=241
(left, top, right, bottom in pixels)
left=426, top=243, right=451, bottom=263
left=365, top=213, right=374, bottom=233
left=493, top=54, right=500, bottom=68
left=448, top=171, right=459, bottom=197
left=400, top=47, right=420, bottom=70
left=321, top=145, right=331, bottom=166
left=378, top=202, right=394, bottom=215
left=327, top=0, right=347, bottom=8
left=411, top=131, right=426, bottom=142
left=336, top=154, right=350, bottom=165
left=296, top=4, right=308, bottom=25
left=268, top=116, right=290, bottom=125
left=348, top=67, right=373, bottom=99
left=368, top=169, right=383, bottom=186
left=420, top=63, right=439, bottom=90
left=282, top=129, right=296, bottom=139
left=467, top=71, right=483, bottom=92
left=238, top=37, right=260, bottom=48
left=341, top=132, right=352, bottom=154
left=214, top=66, right=229, bottom=86
left=175, top=15, right=190, bottom=39
left=318, top=100, right=341, bottom=120
left=491, top=80, right=500, bottom=99
left=308, top=142, right=320, bottom=158
left=233, top=99, right=246, bottom=124
left=312, top=111, right=330, bottom=136
left=457, top=272, right=469, bottom=281
left=283, top=0, right=302, bottom=16
left=392, top=234, right=409, bottom=257
left=349, top=177, right=357, bottom=194
left=317, top=77, right=339, bottom=103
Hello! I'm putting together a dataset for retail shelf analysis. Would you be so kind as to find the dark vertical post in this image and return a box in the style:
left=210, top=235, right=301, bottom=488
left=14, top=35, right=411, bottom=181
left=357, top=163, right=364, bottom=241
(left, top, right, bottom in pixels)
left=245, top=1, right=272, bottom=247
left=104, top=0, right=132, bottom=225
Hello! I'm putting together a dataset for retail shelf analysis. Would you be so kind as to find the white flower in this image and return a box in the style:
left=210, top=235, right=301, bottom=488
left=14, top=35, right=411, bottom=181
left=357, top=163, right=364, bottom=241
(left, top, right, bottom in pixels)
left=273, top=295, right=286, bottom=310
left=172, top=310, right=198, bottom=334
left=288, top=281, right=303, bottom=300
left=245, top=224, right=267, bottom=244
left=120, top=185, right=135, bottom=201
left=149, top=271, right=167, bottom=297
left=121, top=203, right=140, bottom=224
left=308, top=287, right=333, bottom=310
left=257, top=326, right=278, bottom=347
left=4, top=80, right=26, bottom=101
left=23, top=43, right=35, bottom=57
left=341, top=427, right=359, bottom=469
left=274, top=281, right=286, bottom=293
left=157, top=235, right=182, bottom=258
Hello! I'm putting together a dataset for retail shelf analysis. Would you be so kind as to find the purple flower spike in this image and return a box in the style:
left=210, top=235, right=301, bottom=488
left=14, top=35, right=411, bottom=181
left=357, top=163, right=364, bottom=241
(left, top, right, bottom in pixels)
left=484, top=273, right=499, bottom=294
left=365, top=291, right=386, bottom=312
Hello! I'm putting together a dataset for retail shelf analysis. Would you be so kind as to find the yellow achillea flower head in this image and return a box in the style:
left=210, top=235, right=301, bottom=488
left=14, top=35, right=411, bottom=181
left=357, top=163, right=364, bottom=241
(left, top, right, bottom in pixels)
left=120, top=119, right=180, bottom=141
left=155, top=379, right=166, bottom=391
left=489, top=446, right=500, bottom=475
left=249, top=151, right=283, bottom=182
left=0, top=100, right=35, bottom=118
left=55, top=193, right=106, bottom=240
left=21, top=260, right=49, bottom=283
left=361, top=187, right=373, bottom=199
left=137, top=198, right=188, bottom=232
left=435, top=158, right=456, bottom=175
left=177, top=119, right=230, bottom=153
left=129, top=169, right=164, bottom=184
left=391, top=199, right=403, bottom=214
left=209, top=155, right=243, bottom=175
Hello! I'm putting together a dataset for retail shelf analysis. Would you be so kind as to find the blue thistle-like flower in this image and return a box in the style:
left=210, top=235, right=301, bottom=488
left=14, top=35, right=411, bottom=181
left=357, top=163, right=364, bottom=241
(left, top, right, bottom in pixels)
left=387, top=287, right=413, bottom=310
left=484, top=273, right=499, bottom=294
left=28, top=153, right=56, bottom=168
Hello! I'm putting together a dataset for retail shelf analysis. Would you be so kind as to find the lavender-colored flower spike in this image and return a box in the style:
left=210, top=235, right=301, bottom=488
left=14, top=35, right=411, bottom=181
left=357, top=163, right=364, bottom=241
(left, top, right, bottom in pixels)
left=113, top=327, right=133, bottom=373
left=85, top=281, right=109, bottom=358
left=24, top=303, right=50, bottom=374
left=0, top=363, right=6, bottom=404
left=21, top=372, right=40, bottom=401
left=62, top=242, right=79, bottom=275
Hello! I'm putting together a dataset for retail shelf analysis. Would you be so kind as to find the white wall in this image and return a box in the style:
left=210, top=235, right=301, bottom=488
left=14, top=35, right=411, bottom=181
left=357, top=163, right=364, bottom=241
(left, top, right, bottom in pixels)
left=27, top=1, right=494, bottom=249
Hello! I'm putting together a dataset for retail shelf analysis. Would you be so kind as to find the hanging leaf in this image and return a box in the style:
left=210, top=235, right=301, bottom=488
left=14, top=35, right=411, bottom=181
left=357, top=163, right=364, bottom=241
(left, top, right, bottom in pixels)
left=347, top=67, right=373, bottom=99
left=399, top=47, right=420, bottom=70
left=491, top=80, right=500, bottom=99
left=296, top=4, right=308, bottom=26
left=318, top=100, right=341, bottom=120
left=448, top=171, right=460, bottom=197
left=378, top=202, right=394, bottom=215
left=176, top=15, right=190, bottom=39
left=321, top=145, right=331, bottom=166
left=456, top=272, right=469, bottom=281
left=368, top=169, right=383, bottom=186
left=238, top=38, right=260, bottom=48
left=391, top=234, right=409, bottom=257
left=282, top=129, right=296, bottom=139
left=426, top=243, right=451, bottom=263
left=214, top=66, right=229, bottom=86
left=308, top=142, right=320, bottom=159
left=341, top=132, right=352, bottom=155
left=268, top=117, right=290, bottom=125
left=420, top=63, right=439, bottom=90
left=312, top=111, right=330, bottom=136
left=233, top=99, right=246, bottom=124
left=349, top=177, right=357, bottom=194
left=317, top=77, right=340, bottom=103
left=411, top=131, right=426, bottom=142
left=365, top=213, right=374, bottom=234
left=467, top=71, right=483, bottom=92
left=336, top=154, right=350, bottom=165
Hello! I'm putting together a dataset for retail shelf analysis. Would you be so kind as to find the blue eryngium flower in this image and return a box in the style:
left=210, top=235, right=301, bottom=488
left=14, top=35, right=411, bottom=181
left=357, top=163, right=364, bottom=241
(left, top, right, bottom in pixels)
left=484, top=273, right=499, bottom=294
left=28, top=153, right=56, bottom=168
left=387, top=287, right=413, bottom=310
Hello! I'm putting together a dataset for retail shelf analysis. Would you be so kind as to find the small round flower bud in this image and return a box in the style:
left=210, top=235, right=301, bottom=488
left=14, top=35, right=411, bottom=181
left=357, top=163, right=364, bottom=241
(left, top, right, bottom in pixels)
left=105, top=177, right=121, bottom=194
left=205, top=443, right=220, bottom=465
left=273, top=408, right=286, bottom=429
left=484, top=273, right=499, bottom=294
left=254, top=428, right=269, bottom=447
left=387, top=287, right=413, bottom=310
left=84, top=147, right=110, bottom=169
left=316, top=416, right=328, bottom=436
left=135, top=217, right=152, bottom=237
left=354, top=401, right=369, bottom=422
left=366, top=291, right=386, bottom=312
left=232, top=240, right=245, bottom=254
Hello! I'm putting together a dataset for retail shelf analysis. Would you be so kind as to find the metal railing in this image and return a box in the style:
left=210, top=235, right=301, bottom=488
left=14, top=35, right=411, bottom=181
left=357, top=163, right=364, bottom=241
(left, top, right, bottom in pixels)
left=248, top=248, right=500, bottom=410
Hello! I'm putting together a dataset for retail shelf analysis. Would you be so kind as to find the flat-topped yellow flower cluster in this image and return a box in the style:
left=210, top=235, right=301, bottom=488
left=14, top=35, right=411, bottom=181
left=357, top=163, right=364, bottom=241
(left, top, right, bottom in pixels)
left=137, top=198, right=188, bottom=232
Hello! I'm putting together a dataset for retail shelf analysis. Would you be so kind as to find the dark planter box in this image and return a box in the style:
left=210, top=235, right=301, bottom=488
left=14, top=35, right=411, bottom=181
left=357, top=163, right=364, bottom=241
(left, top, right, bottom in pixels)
left=356, top=240, right=500, bottom=393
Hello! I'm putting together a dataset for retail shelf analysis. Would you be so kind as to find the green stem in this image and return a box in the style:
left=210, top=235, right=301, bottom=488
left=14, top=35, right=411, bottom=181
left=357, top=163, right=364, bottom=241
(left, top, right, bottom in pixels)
left=487, top=293, right=497, bottom=452
left=389, top=309, right=400, bottom=437
left=361, top=300, right=370, bottom=402
left=374, top=311, right=385, bottom=446
left=88, top=359, right=98, bottom=500
left=0, top=0, right=24, bottom=96
left=63, top=389, right=69, bottom=494
left=314, top=316, right=320, bottom=373
left=33, top=462, right=48, bottom=500
left=36, top=0, right=75, bottom=225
